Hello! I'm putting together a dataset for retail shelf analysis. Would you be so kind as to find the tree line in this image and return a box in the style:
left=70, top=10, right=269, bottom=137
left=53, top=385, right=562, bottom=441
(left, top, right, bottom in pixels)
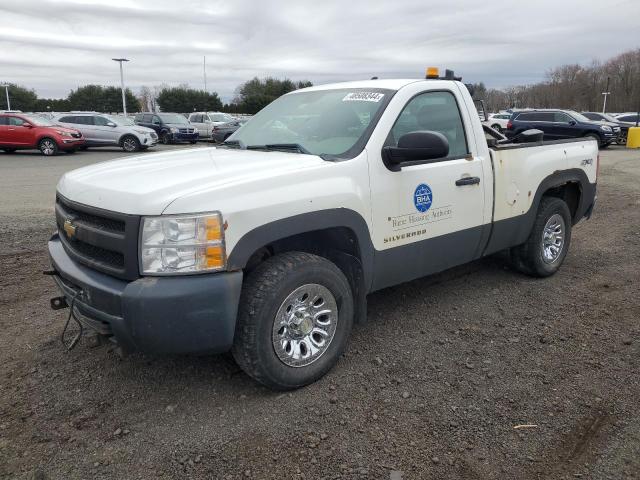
left=473, top=48, right=640, bottom=113
left=0, top=77, right=313, bottom=115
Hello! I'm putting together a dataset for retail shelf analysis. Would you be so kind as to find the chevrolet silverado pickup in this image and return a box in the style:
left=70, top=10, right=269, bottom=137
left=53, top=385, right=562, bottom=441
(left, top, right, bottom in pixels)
left=48, top=71, right=598, bottom=390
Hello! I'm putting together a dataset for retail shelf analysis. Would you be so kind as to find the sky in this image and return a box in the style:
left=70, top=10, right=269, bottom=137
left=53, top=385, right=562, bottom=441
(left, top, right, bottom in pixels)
left=1, top=0, right=639, bottom=102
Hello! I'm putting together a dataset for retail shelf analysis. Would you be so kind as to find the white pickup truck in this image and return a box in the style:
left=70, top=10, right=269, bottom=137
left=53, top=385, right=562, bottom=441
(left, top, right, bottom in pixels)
left=48, top=72, right=598, bottom=390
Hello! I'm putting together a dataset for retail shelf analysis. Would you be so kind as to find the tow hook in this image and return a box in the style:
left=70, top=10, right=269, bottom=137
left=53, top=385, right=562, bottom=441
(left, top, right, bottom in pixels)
left=50, top=296, right=68, bottom=310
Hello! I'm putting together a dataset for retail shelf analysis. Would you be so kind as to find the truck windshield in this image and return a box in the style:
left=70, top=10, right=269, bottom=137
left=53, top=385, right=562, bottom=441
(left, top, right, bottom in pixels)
left=226, top=88, right=393, bottom=157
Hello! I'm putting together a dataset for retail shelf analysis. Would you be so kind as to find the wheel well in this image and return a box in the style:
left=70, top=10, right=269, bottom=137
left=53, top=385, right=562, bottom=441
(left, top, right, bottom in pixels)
left=543, top=181, right=581, bottom=222
left=243, top=227, right=367, bottom=323
left=244, top=227, right=361, bottom=271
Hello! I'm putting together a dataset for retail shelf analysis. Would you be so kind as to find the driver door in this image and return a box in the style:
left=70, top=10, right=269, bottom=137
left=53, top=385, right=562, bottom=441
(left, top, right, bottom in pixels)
left=367, top=88, right=488, bottom=290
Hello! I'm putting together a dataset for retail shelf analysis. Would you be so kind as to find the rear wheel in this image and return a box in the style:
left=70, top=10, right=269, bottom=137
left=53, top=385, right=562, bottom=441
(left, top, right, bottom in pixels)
left=510, top=197, right=572, bottom=277
left=38, top=138, right=58, bottom=156
left=121, top=135, right=141, bottom=152
left=232, top=252, right=354, bottom=390
left=491, top=123, right=502, bottom=133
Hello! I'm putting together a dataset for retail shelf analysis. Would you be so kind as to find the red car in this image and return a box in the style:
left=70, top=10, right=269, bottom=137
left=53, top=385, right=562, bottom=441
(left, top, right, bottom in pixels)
left=0, top=113, right=84, bottom=156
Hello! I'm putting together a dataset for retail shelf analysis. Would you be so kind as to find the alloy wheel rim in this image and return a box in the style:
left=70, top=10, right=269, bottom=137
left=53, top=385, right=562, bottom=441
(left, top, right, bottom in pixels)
left=123, top=138, right=136, bottom=151
left=41, top=141, right=55, bottom=155
left=541, top=213, right=565, bottom=263
left=272, top=284, right=338, bottom=368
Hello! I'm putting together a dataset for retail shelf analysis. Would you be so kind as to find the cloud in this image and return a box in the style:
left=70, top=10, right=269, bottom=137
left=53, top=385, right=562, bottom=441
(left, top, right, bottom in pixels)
left=1, top=0, right=639, bottom=101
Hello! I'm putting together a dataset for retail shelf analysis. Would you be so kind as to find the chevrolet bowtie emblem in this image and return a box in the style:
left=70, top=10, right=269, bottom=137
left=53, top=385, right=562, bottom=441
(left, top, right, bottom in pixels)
left=63, top=218, right=77, bottom=238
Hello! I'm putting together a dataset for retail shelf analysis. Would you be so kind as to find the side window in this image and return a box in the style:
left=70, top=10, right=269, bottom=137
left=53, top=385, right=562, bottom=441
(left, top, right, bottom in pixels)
left=0, top=116, right=7, bottom=125
left=8, top=117, right=26, bottom=126
left=389, top=91, right=468, bottom=158
left=152, top=115, right=161, bottom=125
left=142, top=114, right=153, bottom=123
left=74, top=116, right=90, bottom=125
left=554, top=112, right=572, bottom=123
left=93, top=116, right=109, bottom=126
left=537, top=112, right=554, bottom=122
left=59, top=116, right=75, bottom=123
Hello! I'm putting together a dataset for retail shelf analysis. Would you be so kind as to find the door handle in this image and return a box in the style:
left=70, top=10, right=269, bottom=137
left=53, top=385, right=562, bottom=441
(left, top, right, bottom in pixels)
left=455, top=176, right=480, bottom=186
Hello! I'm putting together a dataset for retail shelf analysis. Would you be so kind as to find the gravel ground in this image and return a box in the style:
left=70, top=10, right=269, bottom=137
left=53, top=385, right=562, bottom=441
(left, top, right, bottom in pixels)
left=0, top=146, right=639, bottom=480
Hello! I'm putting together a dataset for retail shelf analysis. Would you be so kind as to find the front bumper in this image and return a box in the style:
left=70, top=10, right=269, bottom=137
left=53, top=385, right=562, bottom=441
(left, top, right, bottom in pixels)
left=171, top=132, right=199, bottom=142
left=48, top=234, right=243, bottom=354
left=59, top=138, right=85, bottom=149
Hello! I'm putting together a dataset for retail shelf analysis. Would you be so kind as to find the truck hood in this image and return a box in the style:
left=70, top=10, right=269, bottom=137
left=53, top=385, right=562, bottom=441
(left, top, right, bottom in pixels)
left=57, top=147, right=326, bottom=215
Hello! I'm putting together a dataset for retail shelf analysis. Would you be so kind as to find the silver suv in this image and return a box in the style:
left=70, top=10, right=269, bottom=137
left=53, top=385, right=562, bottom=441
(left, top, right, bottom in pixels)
left=188, top=112, right=235, bottom=140
left=54, top=113, right=158, bottom=152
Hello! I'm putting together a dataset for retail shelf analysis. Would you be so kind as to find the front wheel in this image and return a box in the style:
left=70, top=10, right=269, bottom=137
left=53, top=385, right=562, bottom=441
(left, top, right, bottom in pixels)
left=232, top=252, right=354, bottom=390
left=510, top=197, right=572, bottom=277
left=585, top=133, right=603, bottom=148
left=38, top=138, right=58, bottom=156
left=121, top=135, right=141, bottom=152
left=161, top=132, right=171, bottom=145
left=190, top=140, right=198, bottom=144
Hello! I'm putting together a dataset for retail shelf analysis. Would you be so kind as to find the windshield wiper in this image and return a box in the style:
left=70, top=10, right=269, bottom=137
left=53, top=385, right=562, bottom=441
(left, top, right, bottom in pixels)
left=220, top=139, right=244, bottom=149
left=246, top=143, right=311, bottom=154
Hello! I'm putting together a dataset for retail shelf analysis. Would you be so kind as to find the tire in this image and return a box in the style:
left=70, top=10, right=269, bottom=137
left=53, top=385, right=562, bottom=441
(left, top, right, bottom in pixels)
left=2, top=148, right=16, bottom=153
left=585, top=133, right=602, bottom=147
left=190, top=140, right=197, bottom=144
left=79, top=145, right=89, bottom=151
left=232, top=252, right=354, bottom=390
left=161, top=132, right=171, bottom=145
left=38, top=138, right=58, bottom=156
left=491, top=124, right=502, bottom=133
left=223, top=133, right=232, bottom=141
left=121, top=135, right=141, bottom=152
left=510, top=197, right=572, bottom=277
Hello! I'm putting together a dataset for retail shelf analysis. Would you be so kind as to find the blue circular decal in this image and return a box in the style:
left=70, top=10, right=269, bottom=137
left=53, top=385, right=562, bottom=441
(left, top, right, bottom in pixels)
left=414, top=184, right=433, bottom=213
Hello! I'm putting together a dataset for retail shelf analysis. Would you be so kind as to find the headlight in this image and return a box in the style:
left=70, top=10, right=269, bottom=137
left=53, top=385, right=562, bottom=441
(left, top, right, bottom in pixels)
left=140, top=212, right=225, bottom=275
left=56, top=130, right=73, bottom=137
left=169, top=127, right=179, bottom=133
left=600, top=125, right=612, bottom=132
left=133, top=128, right=149, bottom=134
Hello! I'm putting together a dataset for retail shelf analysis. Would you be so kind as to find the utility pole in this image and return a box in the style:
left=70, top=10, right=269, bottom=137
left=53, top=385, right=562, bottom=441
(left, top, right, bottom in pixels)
left=602, top=76, right=610, bottom=114
left=112, top=58, right=130, bottom=115
left=0, top=84, right=10, bottom=110
left=204, top=56, right=207, bottom=92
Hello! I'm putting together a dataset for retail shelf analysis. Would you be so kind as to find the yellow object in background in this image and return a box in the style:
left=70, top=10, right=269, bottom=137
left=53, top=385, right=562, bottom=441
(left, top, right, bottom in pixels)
left=627, top=127, right=640, bottom=148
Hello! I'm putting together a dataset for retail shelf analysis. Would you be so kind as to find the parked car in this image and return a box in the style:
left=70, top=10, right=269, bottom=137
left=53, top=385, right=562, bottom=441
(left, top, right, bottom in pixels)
left=0, top=113, right=84, bottom=156
left=506, top=109, right=619, bottom=147
left=582, top=111, right=634, bottom=145
left=48, top=73, right=597, bottom=390
left=54, top=113, right=157, bottom=152
left=188, top=112, right=236, bottom=140
left=615, top=113, right=639, bottom=124
left=213, top=119, right=247, bottom=143
left=484, top=112, right=511, bottom=132
left=134, top=113, right=198, bottom=144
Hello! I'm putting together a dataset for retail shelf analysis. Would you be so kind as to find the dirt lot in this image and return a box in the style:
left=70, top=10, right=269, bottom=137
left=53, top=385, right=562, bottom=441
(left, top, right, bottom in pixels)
left=0, top=146, right=639, bottom=480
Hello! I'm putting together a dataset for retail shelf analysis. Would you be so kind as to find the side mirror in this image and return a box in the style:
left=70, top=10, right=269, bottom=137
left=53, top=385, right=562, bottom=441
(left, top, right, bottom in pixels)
left=106, top=122, right=117, bottom=127
left=568, top=120, right=577, bottom=126
left=23, top=123, right=33, bottom=128
left=382, top=131, right=449, bottom=170
left=510, top=129, right=543, bottom=144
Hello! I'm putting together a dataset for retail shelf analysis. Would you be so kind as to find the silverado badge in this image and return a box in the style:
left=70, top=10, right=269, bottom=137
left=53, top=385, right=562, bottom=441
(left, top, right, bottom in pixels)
left=63, top=218, right=77, bottom=239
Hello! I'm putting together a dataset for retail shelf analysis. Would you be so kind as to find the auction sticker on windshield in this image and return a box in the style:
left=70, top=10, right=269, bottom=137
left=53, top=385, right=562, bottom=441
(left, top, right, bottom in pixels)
left=342, top=92, right=385, bottom=102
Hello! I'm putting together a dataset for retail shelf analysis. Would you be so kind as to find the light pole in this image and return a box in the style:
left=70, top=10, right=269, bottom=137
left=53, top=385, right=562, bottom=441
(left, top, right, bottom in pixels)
left=112, top=58, right=129, bottom=115
left=0, top=84, right=10, bottom=111
left=601, top=76, right=610, bottom=114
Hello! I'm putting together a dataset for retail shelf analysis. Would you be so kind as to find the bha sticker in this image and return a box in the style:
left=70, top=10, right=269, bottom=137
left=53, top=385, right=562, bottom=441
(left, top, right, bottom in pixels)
left=414, top=184, right=433, bottom=212
left=342, top=92, right=385, bottom=102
